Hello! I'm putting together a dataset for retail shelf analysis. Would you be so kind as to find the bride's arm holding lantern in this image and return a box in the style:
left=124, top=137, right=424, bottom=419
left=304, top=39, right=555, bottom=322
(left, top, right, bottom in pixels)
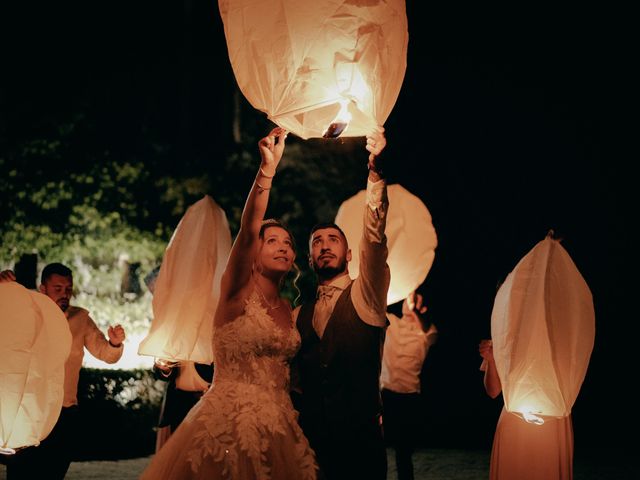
left=215, top=127, right=288, bottom=325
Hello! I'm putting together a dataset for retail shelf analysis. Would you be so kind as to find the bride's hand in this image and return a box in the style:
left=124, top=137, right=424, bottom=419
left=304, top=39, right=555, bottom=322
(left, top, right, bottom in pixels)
left=258, top=127, right=288, bottom=175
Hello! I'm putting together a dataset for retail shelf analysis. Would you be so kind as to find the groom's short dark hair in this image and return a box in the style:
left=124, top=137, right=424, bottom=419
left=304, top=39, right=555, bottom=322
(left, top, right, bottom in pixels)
left=309, top=222, right=348, bottom=244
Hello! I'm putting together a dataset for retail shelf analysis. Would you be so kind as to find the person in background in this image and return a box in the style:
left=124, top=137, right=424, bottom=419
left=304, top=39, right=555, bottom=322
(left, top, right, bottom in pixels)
left=13, top=253, right=38, bottom=289
left=0, top=262, right=126, bottom=480
left=146, top=262, right=214, bottom=452
left=381, top=291, right=438, bottom=480
left=152, top=359, right=214, bottom=451
left=293, top=126, right=390, bottom=480
left=479, top=339, right=574, bottom=480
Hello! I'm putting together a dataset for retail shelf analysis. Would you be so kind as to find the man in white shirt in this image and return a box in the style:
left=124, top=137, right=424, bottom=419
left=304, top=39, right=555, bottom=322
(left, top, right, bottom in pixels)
left=380, top=292, right=438, bottom=480
left=1, top=262, right=125, bottom=480
left=293, top=127, right=390, bottom=480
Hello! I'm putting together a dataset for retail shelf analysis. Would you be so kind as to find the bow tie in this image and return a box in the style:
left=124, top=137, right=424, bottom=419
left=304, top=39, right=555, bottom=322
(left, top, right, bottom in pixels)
left=317, top=285, right=340, bottom=301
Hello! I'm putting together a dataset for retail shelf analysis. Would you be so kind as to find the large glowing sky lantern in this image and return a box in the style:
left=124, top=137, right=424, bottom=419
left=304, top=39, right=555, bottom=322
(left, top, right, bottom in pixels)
left=218, top=0, right=408, bottom=139
left=491, top=233, right=595, bottom=423
left=1, top=282, right=71, bottom=454
left=335, top=183, right=437, bottom=305
left=138, top=195, right=232, bottom=364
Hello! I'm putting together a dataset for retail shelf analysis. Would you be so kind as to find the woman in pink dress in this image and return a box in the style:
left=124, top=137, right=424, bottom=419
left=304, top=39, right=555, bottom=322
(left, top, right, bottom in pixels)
left=479, top=339, right=574, bottom=480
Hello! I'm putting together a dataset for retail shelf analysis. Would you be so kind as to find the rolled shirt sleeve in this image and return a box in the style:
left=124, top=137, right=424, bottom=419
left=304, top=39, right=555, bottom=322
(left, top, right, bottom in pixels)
left=63, top=306, right=124, bottom=406
left=351, top=178, right=390, bottom=327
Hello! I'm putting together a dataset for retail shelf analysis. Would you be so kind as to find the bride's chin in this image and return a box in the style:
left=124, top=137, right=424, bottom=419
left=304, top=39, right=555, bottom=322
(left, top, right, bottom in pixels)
left=266, top=264, right=291, bottom=275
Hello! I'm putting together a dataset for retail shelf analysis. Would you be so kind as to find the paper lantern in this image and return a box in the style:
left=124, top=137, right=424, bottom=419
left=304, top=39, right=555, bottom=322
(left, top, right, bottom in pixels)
left=334, top=183, right=437, bottom=305
left=137, top=195, right=232, bottom=364
left=218, top=0, right=408, bottom=139
left=0, top=282, right=72, bottom=453
left=491, top=234, right=595, bottom=421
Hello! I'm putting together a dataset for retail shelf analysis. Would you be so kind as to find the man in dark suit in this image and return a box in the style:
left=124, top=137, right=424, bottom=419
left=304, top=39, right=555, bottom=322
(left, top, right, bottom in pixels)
left=293, top=127, right=390, bottom=480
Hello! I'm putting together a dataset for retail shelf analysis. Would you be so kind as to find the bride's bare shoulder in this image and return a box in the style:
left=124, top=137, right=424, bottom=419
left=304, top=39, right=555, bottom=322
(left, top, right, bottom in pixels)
left=214, top=284, right=254, bottom=327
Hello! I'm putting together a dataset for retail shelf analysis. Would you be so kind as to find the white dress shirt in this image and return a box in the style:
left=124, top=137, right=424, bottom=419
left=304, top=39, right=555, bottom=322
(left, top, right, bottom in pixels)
left=63, top=306, right=124, bottom=406
left=380, top=313, right=437, bottom=394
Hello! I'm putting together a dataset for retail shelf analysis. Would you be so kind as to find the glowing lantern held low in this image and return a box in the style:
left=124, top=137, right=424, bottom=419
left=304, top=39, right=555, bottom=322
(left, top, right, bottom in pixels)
left=137, top=195, right=232, bottom=364
left=334, top=183, right=437, bottom=305
left=218, top=0, right=408, bottom=139
left=0, top=282, right=72, bottom=454
left=491, top=233, right=595, bottom=422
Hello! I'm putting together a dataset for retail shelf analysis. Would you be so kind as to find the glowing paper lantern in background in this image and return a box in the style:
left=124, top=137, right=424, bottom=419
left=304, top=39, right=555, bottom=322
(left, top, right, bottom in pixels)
left=218, top=0, right=408, bottom=139
left=491, top=234, right=595, bottom=422
left=334, top=183, right=437, bottom=305
left=137, top=195, right=232, bottom=364
left=0, top=283, right=71, bottom=453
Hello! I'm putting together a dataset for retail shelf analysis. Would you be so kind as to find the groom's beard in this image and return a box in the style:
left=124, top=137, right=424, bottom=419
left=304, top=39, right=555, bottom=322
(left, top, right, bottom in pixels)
left=314, top=258, right=348, bottom=282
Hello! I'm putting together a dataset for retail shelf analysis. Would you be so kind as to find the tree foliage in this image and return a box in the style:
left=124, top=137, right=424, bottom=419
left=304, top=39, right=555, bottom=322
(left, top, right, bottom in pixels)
left=1, top=94, right=372, bottom=331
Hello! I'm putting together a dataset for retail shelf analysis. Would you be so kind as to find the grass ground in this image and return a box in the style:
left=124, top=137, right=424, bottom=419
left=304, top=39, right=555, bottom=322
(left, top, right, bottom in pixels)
left=1, top=446, right=634, bottom=479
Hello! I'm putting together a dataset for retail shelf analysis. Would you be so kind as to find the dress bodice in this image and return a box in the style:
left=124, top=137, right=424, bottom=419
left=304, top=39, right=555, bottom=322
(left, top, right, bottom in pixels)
left=212, top=290, right=300, bottom=391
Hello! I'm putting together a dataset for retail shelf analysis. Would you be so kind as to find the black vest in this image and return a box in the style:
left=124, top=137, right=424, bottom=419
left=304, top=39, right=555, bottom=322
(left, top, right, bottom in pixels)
left=294, top=283, right=385, bottom=440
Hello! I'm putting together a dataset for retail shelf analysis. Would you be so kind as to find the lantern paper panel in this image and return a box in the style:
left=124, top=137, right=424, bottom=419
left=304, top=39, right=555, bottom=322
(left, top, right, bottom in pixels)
left=218, top=0, right=408, bottom=139
left=334, top=183, right=437, bottom=305
left=491, top=236, right=595, bottom=419
left=0, top=283, right=72, bottom=452
left=137, top=195, right=232, bottom=364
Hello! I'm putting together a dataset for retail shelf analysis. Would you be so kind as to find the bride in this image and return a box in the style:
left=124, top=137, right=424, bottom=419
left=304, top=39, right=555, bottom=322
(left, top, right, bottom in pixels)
left=140, top=127, right=317, bottom=479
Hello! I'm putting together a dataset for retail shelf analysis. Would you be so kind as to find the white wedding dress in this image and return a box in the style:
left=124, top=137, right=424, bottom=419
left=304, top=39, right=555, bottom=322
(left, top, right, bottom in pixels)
left=140, top=290, right=317, bottom=479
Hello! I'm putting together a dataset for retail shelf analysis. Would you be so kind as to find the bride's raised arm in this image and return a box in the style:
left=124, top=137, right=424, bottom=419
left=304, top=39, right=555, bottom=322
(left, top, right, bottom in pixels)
left=216, top=127, right=288, bottom=322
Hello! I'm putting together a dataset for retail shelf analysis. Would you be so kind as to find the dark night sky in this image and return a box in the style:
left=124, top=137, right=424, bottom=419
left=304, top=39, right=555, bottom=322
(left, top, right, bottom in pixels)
left=2, top=1, right=635, bottom=455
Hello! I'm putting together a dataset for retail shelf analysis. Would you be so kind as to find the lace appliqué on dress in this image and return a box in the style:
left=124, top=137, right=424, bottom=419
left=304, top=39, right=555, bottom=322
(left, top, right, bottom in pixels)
left=182, top=290, right=316, bottom=479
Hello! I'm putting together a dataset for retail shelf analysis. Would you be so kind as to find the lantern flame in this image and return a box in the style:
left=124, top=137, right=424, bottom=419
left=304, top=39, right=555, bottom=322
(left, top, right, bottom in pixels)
left=323, top=100, right=352, bottom=138
left=155, top=358, right=179, bottom=369
left=521, top=412, right=545, bottom=425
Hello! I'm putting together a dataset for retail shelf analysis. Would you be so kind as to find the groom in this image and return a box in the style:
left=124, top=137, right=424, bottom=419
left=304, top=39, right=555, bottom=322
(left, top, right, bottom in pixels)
left=293, top=127, right=390, bottom=480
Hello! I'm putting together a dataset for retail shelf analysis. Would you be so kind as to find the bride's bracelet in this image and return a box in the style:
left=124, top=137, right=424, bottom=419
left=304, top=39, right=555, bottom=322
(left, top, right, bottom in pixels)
left=259, top=167, right=275, bottom=179
left=256, top=180, right=272, bottom=192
